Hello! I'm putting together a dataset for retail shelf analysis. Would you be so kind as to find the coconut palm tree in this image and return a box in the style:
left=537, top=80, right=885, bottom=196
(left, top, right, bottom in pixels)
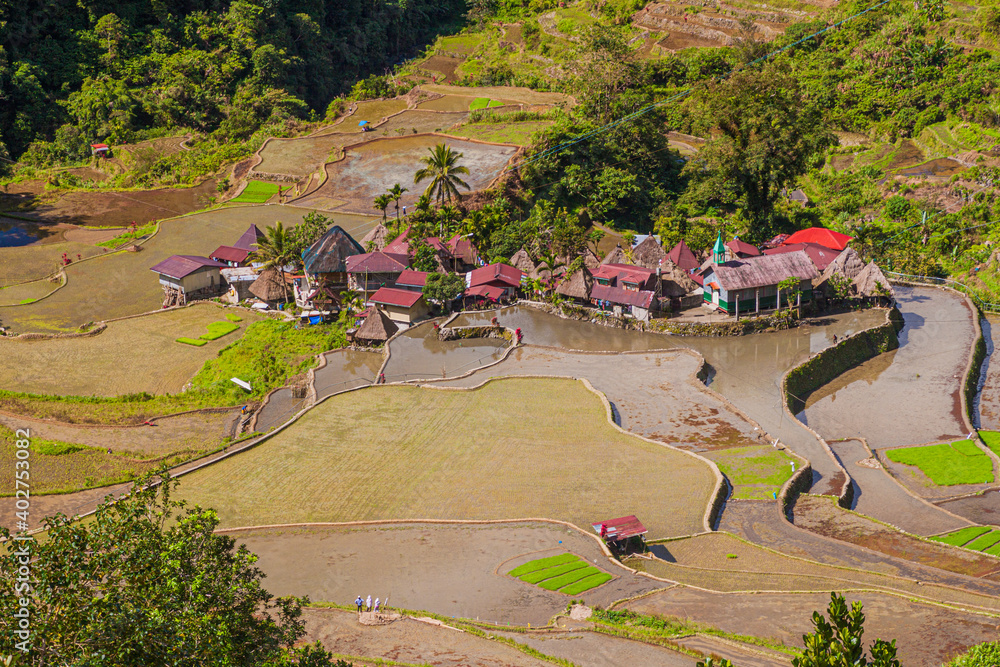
left=388, top=183, right=408, bottom=221
left=249, top=221, right=296, bottom=302
left=373, top=193, right=392, bottom=223
left=414, top=143, right=471, bottom=207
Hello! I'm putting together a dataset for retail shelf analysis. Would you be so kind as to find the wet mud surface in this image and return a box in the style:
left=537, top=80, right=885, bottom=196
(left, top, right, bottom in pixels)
left=801, top=287, right=972, bottom=448
left=827, top=438, right=969, bottom=535
left=382, top=321, right=509, bottom=381
left=938, top=489, right=1000, bottom=526
left=313, top=348, right=382, bottom=399
left=625, top=588, right=1000, bottom=667
left=233, top=522, right=662, bottom=627
left=493, top=628, right=700, bottom=667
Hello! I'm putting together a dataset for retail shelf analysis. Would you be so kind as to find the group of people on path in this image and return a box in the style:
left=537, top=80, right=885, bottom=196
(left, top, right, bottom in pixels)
left=355, top=594, right=383, bottom=613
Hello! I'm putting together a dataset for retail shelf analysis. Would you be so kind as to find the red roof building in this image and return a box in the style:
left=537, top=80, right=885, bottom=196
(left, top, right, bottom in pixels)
left=726, top=239, right=761, bottom=258
left=782, top=227, right=852, bottom=251
left=150, top=255, right=226, bottom=280
left=592, top=515, right=648, bottom=542
left=465, top=284, right=506, bottom=301
left=370, top=286, right=430, bottom=324
left=209, top=245, right=251, bottom=266
left=591, top=284, right=655, bottom=309
left=469, top=263, right=522, bottom=291
left=591, top=263, right=656, bottom=291
left=396, top=269, right=430, bottom=291
left=667, top=240, right=700, bottom=272
left=764, top=242, right=842, bottom=271
left=346, top=251, right=409, bottom=274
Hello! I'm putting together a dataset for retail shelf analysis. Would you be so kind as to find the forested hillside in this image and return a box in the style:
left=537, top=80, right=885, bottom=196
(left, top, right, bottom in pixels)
left=0, top=0, right=465, bottom=163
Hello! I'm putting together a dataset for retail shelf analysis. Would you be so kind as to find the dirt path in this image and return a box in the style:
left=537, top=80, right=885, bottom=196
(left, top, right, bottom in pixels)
left=719, top=500, right=1000, bottom=596
left=301, top=608, right=554, bottom=666
left=624, top=587, right=1000, bottom=667
left=230, top=522, right=663, bottom=627
left=828, top=438, right=969, bottom=535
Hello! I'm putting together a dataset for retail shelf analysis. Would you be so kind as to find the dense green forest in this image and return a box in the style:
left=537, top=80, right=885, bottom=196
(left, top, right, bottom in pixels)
left=0, top=0, right=465, bottom=163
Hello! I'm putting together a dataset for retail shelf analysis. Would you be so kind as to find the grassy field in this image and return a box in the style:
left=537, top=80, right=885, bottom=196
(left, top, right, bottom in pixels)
left=0, top=304, right=262, bottom=397
left=469, top=98, right=504, bottom=111
left=0, top=237, right=106, bottom=287
left=509, top=553, right=612, bottom=594
left=230, top=180, right=281, bottom=203
left=0, top=205, right=321, bottom=333
left=175, top=378, right=716, bottom=536
left=451, top=120, right=554, bottom=146
left=978, top=430, right=1000, bottom=457
left=885, top=440, right=994, bottom=486
left=706, top=445, right=798, bottom=500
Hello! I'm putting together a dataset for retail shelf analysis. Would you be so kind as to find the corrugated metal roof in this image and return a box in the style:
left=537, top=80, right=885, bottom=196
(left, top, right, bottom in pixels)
left=396, top=269, right=429, bottom=287
left=592, top=515, right=647, bottom=540
left=592, top=263, right=655, bottom=288
left=233, top=225, right=265, bottom=251
left=726, top=239, right=761, bottom=256
left=465, top=285, right=506, bottom=300
left=591, top=284, right=655, bottom=308
left=667, top=240, right=700, bottom=271
left=469, top=263, right=522, bottom=288
left=371, top=286, right=424, bottom=308
left=210, top=245, right=250, bottom=263
left=345, top=251, right=409, bottom=274
left=706, top=251, right=819, bottom=291
left=764, top=242, right=841, bottom=271
left=150, top=255, right=226, bottom=279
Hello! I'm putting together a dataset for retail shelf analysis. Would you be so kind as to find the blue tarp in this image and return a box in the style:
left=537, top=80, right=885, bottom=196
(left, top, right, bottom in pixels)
left=358, top=120, right=369, bottom=126
left=309, top=315, right=322, bottom=325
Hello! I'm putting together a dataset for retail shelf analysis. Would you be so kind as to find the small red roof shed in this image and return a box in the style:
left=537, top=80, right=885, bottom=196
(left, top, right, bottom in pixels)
left=465, top=285, right=506, bottom=300
left=592, top=515, right=647, bottom=542
left=370, top=286, right=423, bottom=308
left=726, top=239, right=761, bottom=257
left=396, top=269, right=429, bottom=289
left=210, top=245, right=251, bottom=264
left=469, top=263, right=522, bottom=289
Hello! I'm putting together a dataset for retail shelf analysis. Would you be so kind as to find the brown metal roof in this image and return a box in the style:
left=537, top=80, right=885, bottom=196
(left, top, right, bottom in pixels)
left=150, top=255, right=226, bottom=279
left=591, top=284, right=655, bottom=308
left=667, top=240, right=699, bottom=271
left=707, top=251, right=819, bottom=291
left=210, top=245, right=251, bottom=263
left=764, top=242, right=841, bottom=271
left=346, top=251, right=409, bottom=274
left=233, top=225, right=265, bottom=251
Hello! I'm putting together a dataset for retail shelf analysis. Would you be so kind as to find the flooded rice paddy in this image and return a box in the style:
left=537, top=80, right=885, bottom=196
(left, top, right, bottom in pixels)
left=382, top=320, right=509, bottom=381
left=800, top=287, right=973, bottom=448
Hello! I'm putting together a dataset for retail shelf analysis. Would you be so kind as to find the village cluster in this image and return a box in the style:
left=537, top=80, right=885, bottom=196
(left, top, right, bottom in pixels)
left=150, top=218, right=893, bottom=340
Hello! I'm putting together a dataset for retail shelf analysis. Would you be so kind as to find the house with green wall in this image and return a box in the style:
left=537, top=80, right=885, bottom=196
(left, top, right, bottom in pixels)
left=700, top=250, right=819, bottom=315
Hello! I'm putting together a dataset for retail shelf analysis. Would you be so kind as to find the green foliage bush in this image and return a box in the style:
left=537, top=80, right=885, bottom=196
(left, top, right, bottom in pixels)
left=948, top=642, right=1000, bottom=667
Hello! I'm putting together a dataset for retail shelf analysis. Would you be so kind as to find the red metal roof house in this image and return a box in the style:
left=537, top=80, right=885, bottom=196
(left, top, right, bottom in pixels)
left=468, top=263, right=522, bottom=297
left=370, top=286, right=430, bottom=324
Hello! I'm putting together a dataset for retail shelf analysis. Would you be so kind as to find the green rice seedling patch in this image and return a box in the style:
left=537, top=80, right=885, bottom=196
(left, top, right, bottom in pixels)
left=519, top=561, right=588, bottom=584
left=176, top=337, right=208, bottom=346
left=985, top=542, right=1000, bottom=557
left=708, top=445, right=797, bottom=499
left=538, top=566, right=603, bottom=591
left=230, top=181, right=281, bottom=203
left=200, top=321, right=240, bottom=340
left=885, top=440, right=994, bottom=486
left=931, top=525, right=991, bottom=546
left=979, top=431, right=1000, bottom=457
left=224, top=313, right=243, bottom=322
left=508, top=552, right=580, bottom=576
left=469, top=97, right=503, bottom=111
left=33, top=440, right=87, bottom=456
left=966, top=530, right=1000, bottom=552
left=560, top=572, right=613, bottom=594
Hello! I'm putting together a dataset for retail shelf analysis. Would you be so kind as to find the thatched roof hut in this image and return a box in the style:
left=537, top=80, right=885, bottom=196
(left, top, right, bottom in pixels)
left=360, top=223, right=389, bottom=251
left=633, top=236, right=667, bottom=270
left=302, top=226, right=364, bottom=274
left=659, top=258, right=699, bottom=297
left=509, top=248, right=536, bottom=274
left=249, top=267, right=288, bottom=304
left=555, top=267, right=594, bottom=300
left=821, top=247, right=865, bottom=283
left=355, top=307, right=399, bottom=343
left=852, top=261, right=895, bottom=298
left=601, top=244, right=629, bottom=265
left=580, top=248, right=601, bottom=270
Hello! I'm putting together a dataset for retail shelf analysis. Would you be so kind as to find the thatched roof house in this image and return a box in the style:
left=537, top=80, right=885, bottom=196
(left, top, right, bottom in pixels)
left=355, top=307, right=399, bottom=343
left=249, top=267, right=288, bottom=304
left=659, top=258, right=699, bottom=297
left=302, top=226, right=364, bottom=274
left=633, top=236, right=667, bottom=269
left=852, top=261, right=895, bottom=298
left=822, top=247, right=865, bottom=282
left=580, top=248, right=601, bottom=270
left=555, top=267, right=594, bottom=301
left=509, top=249, right=536, bottom=274
left=601, top=244, right=629, bottom=265
left=360, top=223, right=389, bottom=251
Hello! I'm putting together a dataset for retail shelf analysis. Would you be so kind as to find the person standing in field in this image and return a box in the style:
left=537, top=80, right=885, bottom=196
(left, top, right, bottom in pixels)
left=374, top=597, right=380, bottom=612
left=356, top=596, right=363, bottom=613
left=366, top=594, right=372, bottom=612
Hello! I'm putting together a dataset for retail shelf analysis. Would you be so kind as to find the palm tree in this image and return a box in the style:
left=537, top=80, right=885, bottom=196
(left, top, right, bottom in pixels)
left=388, top=183, right=408, bottom=221
left=373, top=194, right=392, bottom=223
left=249, top=221, right=296, bottom=302
left=414, top=143, right=471, bottom=207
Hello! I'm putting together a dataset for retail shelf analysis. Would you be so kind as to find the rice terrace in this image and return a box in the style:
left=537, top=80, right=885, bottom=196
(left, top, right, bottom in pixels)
left=6, top=0, right=1000, bottom=665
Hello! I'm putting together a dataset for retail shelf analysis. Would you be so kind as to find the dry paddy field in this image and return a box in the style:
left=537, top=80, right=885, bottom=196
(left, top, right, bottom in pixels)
left=0, top=220, right=119, bottom=286
left=176, top=377, right=716, bottom=534
left=0, top=205, right=323, bottom=333
left=0, top=304, right=261, bottom=396
left=419, top=84, right=573, bottom=107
